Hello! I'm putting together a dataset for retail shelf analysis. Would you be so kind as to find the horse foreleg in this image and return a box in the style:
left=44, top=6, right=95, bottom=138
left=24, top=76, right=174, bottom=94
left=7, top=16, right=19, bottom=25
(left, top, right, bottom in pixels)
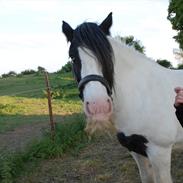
left=147, top=144, right=173, bottom=183
left=131, top=152, right=155, bottom=183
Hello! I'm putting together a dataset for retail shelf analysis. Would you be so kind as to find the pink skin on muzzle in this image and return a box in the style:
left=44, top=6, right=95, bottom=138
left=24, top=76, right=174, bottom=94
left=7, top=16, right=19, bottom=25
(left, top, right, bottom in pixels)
left=84, top=97, right=113, bottom=121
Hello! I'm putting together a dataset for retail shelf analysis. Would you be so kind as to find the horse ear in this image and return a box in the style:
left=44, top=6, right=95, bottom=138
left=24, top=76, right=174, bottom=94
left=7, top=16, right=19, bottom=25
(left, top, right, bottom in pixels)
left=99, top=12, right=113, bottom=35
left=62, top=21, right=74, bottom=42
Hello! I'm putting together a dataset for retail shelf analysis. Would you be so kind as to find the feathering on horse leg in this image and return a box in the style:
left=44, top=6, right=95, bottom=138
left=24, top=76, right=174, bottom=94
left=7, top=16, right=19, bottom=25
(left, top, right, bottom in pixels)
left=147, top=144, right=173, bottom=183
left=131, top=152, right=155, bottom=183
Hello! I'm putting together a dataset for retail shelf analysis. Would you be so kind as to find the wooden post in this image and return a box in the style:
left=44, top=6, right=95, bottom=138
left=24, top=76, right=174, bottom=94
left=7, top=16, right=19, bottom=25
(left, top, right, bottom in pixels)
left=44, top=71, right=55, bottom=140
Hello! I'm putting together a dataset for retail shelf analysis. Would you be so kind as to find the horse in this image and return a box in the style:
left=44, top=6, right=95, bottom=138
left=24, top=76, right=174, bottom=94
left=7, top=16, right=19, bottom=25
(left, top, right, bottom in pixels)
left=62, top=12, right=183, bottom=183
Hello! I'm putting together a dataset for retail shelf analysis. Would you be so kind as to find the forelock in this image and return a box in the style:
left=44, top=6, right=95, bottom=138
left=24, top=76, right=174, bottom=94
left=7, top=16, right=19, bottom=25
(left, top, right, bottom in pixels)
left=72, top=22, right=114, bottom=89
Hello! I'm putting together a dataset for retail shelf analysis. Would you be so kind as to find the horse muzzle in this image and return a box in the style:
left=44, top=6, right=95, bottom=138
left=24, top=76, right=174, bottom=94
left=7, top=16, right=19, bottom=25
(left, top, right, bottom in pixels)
left=78, top=74, right=115, bottom=134
left=83, top=97, right=115, bottom=135
left=84, top=98, right=113, bottom=120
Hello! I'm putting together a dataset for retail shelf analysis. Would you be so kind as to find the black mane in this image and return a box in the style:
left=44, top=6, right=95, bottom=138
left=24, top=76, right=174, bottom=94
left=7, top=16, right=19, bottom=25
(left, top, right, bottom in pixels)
left=73, top=22, right=114, bottom=89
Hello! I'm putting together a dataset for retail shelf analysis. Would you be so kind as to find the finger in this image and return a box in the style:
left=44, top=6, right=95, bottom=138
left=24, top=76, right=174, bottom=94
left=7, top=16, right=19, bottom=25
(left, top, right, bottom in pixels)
left=175, top=100, right=183, bottom=107
left=176, top=95, right=183, bottom=101
left=177, top=91, right=183, bottom=97
left=175, top=96, right=183, bottom=105
left=174, top=87, right=183, bottom=93
left=175, top=99, right=183, bottom=105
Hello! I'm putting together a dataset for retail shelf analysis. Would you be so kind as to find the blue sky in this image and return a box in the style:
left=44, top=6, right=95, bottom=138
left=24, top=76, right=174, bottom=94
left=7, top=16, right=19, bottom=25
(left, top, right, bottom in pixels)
left=0, top=0, right=179, bottom=75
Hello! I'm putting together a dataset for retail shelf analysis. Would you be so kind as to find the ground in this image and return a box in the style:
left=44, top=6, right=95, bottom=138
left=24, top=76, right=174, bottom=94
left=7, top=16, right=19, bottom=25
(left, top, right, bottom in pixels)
left=1, top=122, right=183, bottom=183
left=16, top=132, right=141, bottom=183
left=0, top=121, right=48, bottom=153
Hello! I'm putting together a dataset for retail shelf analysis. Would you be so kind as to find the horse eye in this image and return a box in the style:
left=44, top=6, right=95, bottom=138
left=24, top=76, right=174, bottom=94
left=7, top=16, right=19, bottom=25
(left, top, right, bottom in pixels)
left=69, top=57, right=76, bottom=63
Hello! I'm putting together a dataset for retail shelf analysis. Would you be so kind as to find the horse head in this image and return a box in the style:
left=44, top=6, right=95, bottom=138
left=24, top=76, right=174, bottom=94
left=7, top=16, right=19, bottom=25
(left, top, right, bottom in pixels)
left=62, top=13, right=115, bottom=134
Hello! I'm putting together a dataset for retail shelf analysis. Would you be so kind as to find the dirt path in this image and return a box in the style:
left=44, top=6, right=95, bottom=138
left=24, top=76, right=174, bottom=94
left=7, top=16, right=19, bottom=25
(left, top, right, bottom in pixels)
left=0, top=122, right=48, bottom=153
left=17, top=135, right=183, bottom=183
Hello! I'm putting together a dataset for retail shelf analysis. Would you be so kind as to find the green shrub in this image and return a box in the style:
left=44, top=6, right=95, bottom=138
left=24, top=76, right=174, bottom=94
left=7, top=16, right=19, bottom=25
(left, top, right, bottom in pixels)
left=1, top=71, right=17, bottom=78
left=51, top=81, right=78, bottom=99
left=58, top=61, right=72, bottom=73
left=20, top=70, right=37, bottom=75
left=177, top=64, right=183, bottom=69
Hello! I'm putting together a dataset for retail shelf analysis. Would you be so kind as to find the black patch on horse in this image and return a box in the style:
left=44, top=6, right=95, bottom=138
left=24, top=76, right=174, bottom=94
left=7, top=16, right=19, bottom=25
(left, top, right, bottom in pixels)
left=117, top=132, right=148, bottom=157
left=175, top=105, right=183, bottom=128
left=69, top=22, right=114, bottom=90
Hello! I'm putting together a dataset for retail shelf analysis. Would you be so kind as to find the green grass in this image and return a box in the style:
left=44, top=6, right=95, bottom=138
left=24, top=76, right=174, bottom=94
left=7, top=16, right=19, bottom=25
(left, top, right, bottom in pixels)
left=0, top=74, right=45, bottom=98
left=0, top=97, right=82, bottom=133
left=0, top=72, right=82, bottom=132
left=0, top=72, right=77, bottom=98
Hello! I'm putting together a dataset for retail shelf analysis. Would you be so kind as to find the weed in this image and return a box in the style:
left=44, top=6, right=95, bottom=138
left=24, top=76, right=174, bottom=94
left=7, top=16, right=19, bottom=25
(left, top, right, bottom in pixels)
left=0, top=116, right=89, bottom=183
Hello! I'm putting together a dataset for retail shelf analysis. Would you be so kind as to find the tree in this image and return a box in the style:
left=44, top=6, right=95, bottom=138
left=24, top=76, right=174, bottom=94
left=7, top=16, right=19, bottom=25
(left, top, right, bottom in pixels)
left=7, top=71, right=17, bottom=77
left=1, top=73, right=9, bottom=78
left=120, top=36, right=145, bottom=54
left=156, top=59, right=173, bottom=68
left=37, top=66, right=45, bottom=73
left=20, top=69, right=36, bottom=75
left=1, top=71, right=17, bottom=78
left=59, top=61, right=72, bottom=73
left=173, top=48, right=183, bottom=64
left=177, top=64, right=183, bottom=69
left=168, top=0, right=183, bottom=49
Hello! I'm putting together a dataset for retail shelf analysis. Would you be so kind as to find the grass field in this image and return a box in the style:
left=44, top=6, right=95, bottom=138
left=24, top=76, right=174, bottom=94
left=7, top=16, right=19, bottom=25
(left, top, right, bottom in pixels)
left=0, top=72, right=82, bottom=132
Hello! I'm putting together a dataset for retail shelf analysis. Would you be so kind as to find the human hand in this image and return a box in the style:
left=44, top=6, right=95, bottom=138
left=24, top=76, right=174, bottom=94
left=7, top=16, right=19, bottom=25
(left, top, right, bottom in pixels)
left=174, top=87, right=183, bottom=107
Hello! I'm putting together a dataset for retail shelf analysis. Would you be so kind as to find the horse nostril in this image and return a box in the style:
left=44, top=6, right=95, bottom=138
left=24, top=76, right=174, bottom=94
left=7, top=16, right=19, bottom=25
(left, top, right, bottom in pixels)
left=107, top=98, right=111, bottom=103
left=86, top=101, right=89, bottom=105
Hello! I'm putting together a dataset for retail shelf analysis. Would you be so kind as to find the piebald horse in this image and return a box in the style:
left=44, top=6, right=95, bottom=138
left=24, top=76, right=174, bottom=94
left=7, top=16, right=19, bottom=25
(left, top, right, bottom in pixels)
left=62, top=12, right=183, bottom=183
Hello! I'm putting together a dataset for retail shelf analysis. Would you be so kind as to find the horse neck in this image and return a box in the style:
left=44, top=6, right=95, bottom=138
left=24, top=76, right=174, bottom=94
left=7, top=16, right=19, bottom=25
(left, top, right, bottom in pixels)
left=108, top=37, right=156, bottom=75
left=108, top=37, right=170, bottom=101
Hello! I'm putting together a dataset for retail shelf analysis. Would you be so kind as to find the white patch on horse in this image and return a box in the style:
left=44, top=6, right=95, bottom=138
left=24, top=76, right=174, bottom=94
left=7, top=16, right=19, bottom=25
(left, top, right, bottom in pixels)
left=78, top=47, right=115, bottom=134
left=78, top=47, right=109, bottom=100
left=108, top=36, right=180, bottom=144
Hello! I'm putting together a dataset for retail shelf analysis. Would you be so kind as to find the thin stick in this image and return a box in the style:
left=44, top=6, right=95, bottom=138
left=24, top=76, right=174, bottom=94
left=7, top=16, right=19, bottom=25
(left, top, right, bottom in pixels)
left=44, top=71, right=55, bottom=140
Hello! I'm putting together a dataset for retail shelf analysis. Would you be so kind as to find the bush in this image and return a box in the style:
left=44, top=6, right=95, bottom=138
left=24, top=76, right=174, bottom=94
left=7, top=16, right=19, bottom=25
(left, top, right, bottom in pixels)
left=20, top=69, right=37, bottom=75
left=58, top=61, right=72, bottom=73
left=1, top=71, right=17, bottom=78
left=37, top=66, right=45, bottom=73
left=177, top=64, right=183, bottom=69
left=1, top=74, right=9, bottom=78
left=51, top=83, right=78, bottom=99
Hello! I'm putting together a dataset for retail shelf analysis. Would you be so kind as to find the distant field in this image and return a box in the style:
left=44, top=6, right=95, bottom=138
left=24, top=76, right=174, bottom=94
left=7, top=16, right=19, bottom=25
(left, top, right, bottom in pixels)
left=0, top=72, right=82, bottom=132
left=0, top=72, right=76, bottom=98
